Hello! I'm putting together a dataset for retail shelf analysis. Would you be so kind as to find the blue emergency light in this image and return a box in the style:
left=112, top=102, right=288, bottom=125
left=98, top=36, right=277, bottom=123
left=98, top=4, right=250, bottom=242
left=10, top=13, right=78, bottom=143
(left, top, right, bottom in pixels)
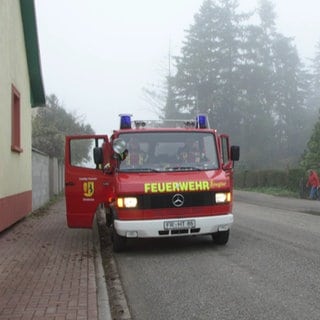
left=196, top=115, right=208, bottom=128
left=119, top=114, right=132, bottom=129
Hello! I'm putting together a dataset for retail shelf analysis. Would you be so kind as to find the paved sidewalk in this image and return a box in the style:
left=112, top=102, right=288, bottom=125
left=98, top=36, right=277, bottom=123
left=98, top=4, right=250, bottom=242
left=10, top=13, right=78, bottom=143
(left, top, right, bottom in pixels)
left=0, top=197, right=110, bottom=320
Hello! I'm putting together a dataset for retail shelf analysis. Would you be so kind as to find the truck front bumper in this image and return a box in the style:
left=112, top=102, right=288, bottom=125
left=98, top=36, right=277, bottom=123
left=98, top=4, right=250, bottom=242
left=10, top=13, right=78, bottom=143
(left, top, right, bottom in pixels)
left=114, top=214, right=233, bottom=238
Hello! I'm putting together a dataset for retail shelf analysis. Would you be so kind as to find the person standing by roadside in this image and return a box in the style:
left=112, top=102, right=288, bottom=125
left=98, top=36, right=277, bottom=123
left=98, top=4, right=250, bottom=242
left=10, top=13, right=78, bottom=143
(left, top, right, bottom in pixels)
left=306, top=169, right=320, bottom=199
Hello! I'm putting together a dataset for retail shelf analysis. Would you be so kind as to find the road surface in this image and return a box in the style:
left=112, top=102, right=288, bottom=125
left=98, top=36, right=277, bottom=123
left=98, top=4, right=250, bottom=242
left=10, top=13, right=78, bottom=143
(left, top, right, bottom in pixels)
left=107, top=191, right=320, bottom=320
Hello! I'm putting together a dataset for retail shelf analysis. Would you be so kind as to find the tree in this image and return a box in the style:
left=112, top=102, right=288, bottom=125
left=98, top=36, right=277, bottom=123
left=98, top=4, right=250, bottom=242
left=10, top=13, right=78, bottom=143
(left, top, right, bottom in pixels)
left=172, top=0, right=248, bottom=135
left=237, top=0, right=278, bottom=168
left=300, top=112, right=320, bottom=170
left=300, top=40, right=320, bottom=170
left=308, top=40, right=320, bottom=113
left=170, top=0, right=280, bottom=167
left=271, top=34, right=311, bottom=164
left=164, top=0, right=317, bottom=169
left=32, top=94, right=94, bottom=160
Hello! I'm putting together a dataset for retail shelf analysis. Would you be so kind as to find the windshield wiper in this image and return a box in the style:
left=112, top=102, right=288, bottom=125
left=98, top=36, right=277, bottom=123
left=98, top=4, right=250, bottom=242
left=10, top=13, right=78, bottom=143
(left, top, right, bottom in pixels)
left=165, top=166, right=202, bottom=171
left=120, top=167, right=160, bottom=172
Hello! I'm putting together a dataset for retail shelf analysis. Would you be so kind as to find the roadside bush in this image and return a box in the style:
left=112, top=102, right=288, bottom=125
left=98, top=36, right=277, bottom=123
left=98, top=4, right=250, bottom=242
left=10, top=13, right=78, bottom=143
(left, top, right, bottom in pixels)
left=234, top=168, right=306, bottom=194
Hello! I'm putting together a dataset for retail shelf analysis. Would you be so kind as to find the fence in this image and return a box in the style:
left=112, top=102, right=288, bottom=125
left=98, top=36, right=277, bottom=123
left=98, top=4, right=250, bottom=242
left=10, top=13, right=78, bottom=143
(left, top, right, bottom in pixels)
left=32, top=148, right=64, bottom=211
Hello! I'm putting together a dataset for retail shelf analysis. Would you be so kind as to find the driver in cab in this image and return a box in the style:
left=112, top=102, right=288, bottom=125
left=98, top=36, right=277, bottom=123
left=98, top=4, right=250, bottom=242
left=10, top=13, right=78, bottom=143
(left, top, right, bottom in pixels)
left=177, top=139, right=202, bottom=163
left=123, top=138, right=148, bottom=166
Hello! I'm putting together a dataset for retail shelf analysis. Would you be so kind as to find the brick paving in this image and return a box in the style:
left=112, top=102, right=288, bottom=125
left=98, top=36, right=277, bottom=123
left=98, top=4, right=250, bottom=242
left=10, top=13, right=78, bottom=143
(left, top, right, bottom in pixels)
left=0, top=197, right=99, bottom=320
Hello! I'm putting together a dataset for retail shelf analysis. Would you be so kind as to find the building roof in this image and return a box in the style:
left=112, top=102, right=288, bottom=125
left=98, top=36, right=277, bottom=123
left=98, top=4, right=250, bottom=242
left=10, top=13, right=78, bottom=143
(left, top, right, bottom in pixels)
left=19, top=0, right=46, bottom=107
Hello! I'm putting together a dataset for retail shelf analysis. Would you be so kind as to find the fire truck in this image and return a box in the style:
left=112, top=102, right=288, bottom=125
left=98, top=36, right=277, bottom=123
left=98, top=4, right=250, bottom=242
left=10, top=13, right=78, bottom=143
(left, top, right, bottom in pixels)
left=65, top=114, right=240, bottom=251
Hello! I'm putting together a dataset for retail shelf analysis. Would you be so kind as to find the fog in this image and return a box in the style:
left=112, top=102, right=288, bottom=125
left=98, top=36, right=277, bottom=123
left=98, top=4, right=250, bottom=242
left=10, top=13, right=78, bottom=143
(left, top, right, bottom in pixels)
left=35, top=0, right=320, bottom=135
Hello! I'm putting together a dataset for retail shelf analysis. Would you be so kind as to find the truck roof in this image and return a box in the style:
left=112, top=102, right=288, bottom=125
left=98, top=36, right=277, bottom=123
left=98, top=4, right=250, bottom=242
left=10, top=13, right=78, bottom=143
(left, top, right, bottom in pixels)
left=114, top=127, right=216, bottom=135
left=116, top=114, right=214, bottom=132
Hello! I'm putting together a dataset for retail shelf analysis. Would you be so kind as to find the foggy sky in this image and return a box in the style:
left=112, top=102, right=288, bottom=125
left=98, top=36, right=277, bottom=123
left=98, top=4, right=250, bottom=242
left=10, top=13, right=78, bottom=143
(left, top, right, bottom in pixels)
left=34, top=0, right=320, bottom=135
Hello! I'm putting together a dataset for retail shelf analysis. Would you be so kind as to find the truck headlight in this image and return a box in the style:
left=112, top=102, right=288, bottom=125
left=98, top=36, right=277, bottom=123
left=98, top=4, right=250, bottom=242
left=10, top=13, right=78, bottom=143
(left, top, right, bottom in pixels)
left=117, top=197, right=138, bottom=208
left=215, top=192, right=231, bottom=203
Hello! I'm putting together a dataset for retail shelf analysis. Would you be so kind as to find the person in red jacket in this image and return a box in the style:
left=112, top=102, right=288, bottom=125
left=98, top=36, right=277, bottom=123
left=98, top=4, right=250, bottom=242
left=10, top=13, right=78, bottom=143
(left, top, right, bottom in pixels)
left=306, top=170, right=320, bottom=199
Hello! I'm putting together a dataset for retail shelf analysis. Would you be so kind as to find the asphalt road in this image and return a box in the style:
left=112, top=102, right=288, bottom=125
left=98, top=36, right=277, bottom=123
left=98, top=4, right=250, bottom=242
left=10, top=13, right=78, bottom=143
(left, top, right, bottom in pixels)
left=112, top=191, right=320, bottom=320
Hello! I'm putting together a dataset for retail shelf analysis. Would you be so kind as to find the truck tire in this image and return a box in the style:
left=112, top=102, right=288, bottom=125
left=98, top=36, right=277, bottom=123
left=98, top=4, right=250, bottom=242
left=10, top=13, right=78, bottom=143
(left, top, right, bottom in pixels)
left=212, top=230, right=229, bottom=245
left=106, top=212, right=112, bottom=227
left=112, top=229, right=126, bottom=252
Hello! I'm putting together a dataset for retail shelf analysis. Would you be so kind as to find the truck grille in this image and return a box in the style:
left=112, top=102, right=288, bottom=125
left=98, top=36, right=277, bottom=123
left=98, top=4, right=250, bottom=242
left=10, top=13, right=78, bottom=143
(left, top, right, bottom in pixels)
left=138, top=192, right=214, bottom=209
left=158, top=228, right=200, bottom=236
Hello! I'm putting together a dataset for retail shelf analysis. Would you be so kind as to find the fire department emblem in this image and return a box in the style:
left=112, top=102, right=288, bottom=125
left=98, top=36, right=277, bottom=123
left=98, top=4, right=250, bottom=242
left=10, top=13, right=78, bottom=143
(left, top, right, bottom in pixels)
left=83, top=181, right=94, bottom=197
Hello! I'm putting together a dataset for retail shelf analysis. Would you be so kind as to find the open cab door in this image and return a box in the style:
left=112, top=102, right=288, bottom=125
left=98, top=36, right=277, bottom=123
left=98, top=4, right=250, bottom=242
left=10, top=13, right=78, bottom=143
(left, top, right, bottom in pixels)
left=220, top=134, right=240, bottom=170
left=65, top=135, right=113, bottom=228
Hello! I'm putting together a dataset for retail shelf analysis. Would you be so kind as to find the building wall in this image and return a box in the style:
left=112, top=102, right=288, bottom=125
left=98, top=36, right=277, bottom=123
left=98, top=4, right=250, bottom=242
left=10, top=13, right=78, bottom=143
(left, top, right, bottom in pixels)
left=0, top=0, right=33, bottom=231
left=32, top=149, right=65, bottom=211
left=32, top=150, right=50, bottom=210
left=49, top=157, right=65, bottom=198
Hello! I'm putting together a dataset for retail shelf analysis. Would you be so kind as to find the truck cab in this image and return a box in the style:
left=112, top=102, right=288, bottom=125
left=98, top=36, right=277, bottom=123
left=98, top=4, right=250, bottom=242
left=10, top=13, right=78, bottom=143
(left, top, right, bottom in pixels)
left=65, top=115, right=240, bottom=251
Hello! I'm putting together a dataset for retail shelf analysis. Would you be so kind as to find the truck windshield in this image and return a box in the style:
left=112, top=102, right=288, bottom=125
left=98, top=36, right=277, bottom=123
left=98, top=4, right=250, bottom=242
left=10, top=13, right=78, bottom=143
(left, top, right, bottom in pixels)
left=118, top=131, right=219, bottom=172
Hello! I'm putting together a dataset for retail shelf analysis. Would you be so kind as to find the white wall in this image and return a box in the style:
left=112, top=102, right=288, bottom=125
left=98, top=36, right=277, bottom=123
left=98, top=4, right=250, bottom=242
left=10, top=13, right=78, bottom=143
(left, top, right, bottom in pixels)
left=0, top=0, right=32, bottom=198
left=32, top=149, right=64, bottom=211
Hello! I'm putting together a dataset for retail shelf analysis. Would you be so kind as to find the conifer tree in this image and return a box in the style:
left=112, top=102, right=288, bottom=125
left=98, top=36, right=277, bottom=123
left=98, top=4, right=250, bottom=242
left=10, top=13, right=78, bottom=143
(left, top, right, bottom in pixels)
left=300, top=40, right=320, bottom=170
left=162, top=0, right=316, bottom=168
left=172, top=0, right=246, bottom=137
left=300, top=114, right=320, bottom=170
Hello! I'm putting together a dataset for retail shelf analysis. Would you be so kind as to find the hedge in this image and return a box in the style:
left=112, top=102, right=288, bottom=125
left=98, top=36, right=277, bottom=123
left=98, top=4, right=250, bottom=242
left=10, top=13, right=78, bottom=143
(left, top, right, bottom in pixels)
left=234, top=168, right=307, bottom=193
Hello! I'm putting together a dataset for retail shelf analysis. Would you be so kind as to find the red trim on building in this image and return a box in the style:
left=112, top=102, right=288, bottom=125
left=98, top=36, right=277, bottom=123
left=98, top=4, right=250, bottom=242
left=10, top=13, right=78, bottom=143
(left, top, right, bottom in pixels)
left=0, top=191, right=32, bottom=232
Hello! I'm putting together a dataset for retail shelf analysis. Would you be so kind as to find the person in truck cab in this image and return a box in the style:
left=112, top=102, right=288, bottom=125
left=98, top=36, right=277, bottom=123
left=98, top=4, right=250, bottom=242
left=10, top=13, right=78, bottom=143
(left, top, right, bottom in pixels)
left=123, top=138, right=148, bottom=166
left=177, top=139, right=203, bottom=163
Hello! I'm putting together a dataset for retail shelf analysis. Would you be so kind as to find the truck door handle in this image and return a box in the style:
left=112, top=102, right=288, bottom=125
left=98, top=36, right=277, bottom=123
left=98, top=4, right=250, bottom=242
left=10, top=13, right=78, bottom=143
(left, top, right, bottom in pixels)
left=65, top=181, right=75, bottom=186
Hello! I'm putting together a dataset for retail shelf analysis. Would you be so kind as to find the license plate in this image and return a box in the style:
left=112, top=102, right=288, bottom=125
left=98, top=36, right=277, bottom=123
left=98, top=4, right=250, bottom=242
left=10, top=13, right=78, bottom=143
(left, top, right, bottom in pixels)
left=163, top=219, right=196, bottom=230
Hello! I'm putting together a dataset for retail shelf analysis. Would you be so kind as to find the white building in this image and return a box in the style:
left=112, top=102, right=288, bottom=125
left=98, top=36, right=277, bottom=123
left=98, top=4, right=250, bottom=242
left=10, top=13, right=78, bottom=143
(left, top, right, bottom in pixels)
left=0, top=0, right=45, bottom=231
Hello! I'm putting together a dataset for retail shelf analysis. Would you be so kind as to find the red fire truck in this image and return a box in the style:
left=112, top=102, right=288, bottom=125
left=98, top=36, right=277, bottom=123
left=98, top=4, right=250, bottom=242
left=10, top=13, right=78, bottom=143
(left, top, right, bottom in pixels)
left=65, top=114, right=239, bottom=251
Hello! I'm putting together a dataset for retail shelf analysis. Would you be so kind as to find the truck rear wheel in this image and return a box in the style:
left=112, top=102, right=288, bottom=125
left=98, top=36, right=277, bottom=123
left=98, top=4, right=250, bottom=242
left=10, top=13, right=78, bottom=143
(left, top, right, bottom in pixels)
left=112, top=229, right=126, bottom=252
left=212, top=230, right=229, bottom=245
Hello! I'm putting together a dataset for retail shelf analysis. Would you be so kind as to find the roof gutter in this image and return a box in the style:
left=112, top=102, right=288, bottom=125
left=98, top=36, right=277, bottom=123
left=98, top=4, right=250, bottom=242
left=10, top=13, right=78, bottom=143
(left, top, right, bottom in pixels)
left=19, top=0, right=46, bottom=107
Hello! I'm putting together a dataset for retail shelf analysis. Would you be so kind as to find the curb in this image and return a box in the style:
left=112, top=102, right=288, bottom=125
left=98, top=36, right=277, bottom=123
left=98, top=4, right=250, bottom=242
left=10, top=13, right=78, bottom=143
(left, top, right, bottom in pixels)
left=93, top=215, right=112, bottom=320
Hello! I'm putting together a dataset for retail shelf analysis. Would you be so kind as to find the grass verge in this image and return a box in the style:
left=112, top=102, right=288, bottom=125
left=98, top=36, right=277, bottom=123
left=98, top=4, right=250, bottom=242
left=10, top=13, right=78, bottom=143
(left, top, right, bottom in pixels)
left=238, top=187, right=300, bottom=198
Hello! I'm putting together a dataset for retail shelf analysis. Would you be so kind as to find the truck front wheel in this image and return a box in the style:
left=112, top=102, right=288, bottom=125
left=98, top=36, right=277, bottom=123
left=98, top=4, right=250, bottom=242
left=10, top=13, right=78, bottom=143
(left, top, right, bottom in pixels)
left=212, top=230, right=229, bottom=245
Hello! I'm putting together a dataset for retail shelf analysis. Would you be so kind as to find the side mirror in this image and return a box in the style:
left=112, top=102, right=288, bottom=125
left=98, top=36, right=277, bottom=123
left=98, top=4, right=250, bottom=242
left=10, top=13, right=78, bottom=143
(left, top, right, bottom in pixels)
left=230, top=145, right=240, bottom=161
left=112, top=138, right=128, bottom=161
left=93, top=147, right=103, bottom=167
